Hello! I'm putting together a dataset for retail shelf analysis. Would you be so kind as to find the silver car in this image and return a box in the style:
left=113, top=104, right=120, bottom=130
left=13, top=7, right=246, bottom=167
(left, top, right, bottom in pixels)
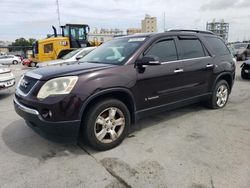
left=0, top=64, right=15, bottom=90
left=37, top=47, right=97, bottom=68
left=0, top=55, right=21, bottom=65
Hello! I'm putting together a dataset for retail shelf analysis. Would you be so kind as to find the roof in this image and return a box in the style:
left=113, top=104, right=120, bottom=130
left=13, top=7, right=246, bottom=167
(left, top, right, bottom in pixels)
left=118, top=29, right=216, bottom=40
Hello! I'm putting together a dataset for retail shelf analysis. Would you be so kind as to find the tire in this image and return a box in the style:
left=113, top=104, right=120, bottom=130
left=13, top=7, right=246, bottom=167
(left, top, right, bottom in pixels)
left=241, top=67, right=248, bottom=79
left=82, top=99, right=131, bottom=150
left=241, top=54, right=246, bottom=61
left=30, top=62, right=36, bottom=67
left=12, top=60, right=18, bottom=65
left=206, top=80, right=230, bottom=109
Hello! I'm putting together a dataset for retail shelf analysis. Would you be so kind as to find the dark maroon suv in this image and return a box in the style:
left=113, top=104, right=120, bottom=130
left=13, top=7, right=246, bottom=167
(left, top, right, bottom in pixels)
left=14, top=30, right=235, bottom=150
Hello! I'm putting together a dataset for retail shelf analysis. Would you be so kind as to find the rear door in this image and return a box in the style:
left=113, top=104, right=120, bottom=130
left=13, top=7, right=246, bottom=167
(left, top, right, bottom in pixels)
left=175, top=36, right=214, bottom=98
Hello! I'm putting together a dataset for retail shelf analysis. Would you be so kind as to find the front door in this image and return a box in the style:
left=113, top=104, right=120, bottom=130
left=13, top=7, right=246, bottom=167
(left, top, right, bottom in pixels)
left=134, top=37, right=186, bottom=111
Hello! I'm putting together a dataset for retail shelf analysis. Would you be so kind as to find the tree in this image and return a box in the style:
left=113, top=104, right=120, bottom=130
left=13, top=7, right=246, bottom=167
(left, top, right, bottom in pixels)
left=11, top=38, right=36, bottom=47
left=8, top=38, right=36, bottom=55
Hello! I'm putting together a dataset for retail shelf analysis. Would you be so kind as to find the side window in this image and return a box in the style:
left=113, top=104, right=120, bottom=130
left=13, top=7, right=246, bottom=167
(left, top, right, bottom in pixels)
left=145, top=39, right=178, bottom=62
left=205, top=36, right=230, bottom=56
left=178, top=38, right=205, bottom=59
left=44, top=43, right=53, bottom=53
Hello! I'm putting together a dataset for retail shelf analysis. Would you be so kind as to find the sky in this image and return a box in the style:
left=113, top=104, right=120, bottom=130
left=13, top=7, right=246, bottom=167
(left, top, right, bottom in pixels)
left=0, top=0, right=250, bottom=42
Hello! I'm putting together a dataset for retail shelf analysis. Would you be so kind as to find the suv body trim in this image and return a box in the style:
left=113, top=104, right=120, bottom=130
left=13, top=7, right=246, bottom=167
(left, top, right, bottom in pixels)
left=161, top=56, right=211, bottom=65
left=13, top=97, right=39, bottom=115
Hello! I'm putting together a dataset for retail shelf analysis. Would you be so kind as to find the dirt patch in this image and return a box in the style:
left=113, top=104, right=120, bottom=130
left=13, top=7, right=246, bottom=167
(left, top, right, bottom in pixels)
left=101, top=158, right=166, bottom=188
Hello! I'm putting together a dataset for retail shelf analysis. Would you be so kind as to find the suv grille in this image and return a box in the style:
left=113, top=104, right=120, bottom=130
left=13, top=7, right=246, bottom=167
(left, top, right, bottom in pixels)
left=19, top=76, right=38, bottom=95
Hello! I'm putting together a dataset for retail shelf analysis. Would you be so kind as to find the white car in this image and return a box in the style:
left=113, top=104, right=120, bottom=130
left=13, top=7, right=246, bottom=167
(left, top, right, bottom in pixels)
left=0, top=55, right=21, bottom=65
left=37, top=47, right=97, bottom=68
left=0, top=64, right=15, bottom=90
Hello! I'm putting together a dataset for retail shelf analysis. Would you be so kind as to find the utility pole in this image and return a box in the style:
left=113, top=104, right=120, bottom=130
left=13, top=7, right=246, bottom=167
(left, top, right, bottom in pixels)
left=163, top=12, right=166, bottom=31
left=56, top=0, right=61, bottom=31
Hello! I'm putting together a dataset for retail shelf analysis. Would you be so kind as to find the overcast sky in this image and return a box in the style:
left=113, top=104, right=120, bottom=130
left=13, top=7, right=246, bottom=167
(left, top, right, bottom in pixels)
left=0, top=0, right=250, bottom=42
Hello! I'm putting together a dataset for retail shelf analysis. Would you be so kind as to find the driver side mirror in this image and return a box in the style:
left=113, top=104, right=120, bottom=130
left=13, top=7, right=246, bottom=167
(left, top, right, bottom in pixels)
left=76, top=55, right=84, bottom=60
left=137, top=55, right=161, bottom=67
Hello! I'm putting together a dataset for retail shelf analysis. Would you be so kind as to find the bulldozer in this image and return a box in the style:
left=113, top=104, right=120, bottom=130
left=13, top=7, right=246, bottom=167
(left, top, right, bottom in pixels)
left=30, top=24, right=101, bottom=64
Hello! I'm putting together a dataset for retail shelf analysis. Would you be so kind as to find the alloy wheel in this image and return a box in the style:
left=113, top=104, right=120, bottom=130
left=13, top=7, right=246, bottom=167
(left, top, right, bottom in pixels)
left=94, top=107, right=125, bottom=144
left=216, top=84, right=228, bottom=107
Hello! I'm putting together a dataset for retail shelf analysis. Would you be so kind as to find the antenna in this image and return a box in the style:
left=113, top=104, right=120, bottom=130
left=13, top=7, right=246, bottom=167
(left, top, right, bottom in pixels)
left=56, top=0, right=61, bottom=31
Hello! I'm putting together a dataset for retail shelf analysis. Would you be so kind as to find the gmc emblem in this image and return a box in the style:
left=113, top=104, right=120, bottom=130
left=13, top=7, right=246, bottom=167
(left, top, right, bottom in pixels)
left=20, top=79, right=29, bottom=88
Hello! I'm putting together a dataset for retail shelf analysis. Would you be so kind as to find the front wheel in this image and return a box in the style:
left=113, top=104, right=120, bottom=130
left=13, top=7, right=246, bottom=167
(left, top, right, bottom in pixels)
left=206, top=80, right=230, bottom=109
left=241, top=67, right=248, bottom=79
left=82, top=99, right=130, bottom=150
left=30, top=62, right=36, bottom=67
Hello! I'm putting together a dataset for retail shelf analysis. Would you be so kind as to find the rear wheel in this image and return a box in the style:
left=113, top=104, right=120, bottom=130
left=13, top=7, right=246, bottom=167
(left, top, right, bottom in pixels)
left=206, top=80, right=229, bottom=109
left=12, top=60, right=18, bottom=65
left=82, top=99, right=130, bottom=150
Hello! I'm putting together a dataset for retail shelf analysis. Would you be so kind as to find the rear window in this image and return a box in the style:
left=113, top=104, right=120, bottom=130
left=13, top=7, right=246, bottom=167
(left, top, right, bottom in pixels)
left=178, top=38, right=205, bottom=59
left=205, top=36, right=230, bottom=56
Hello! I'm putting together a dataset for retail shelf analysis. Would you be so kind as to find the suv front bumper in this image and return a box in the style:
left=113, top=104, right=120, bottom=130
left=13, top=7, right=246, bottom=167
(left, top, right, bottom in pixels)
left=13, top=97, right=81, bottom=142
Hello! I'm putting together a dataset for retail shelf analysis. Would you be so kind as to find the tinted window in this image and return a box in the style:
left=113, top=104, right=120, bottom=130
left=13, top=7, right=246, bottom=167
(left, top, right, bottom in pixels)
left=44, top=43, right=53, bottom=53
left=178, top=38, right=205, bottom=59
left=145, top=39, right=177, bottom=62
left=205, top=37, right=230, bottom=56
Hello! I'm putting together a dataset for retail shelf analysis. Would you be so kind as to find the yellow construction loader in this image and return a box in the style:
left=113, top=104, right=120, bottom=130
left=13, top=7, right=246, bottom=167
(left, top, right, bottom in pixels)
left=30, top=24, right=101, bottom=64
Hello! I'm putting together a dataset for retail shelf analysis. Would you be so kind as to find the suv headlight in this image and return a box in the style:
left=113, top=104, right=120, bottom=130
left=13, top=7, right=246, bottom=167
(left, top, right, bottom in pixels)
left=37, top=76, right=78, bottom=99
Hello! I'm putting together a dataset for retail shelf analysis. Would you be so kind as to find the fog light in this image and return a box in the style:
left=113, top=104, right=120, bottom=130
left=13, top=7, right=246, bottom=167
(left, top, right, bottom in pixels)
left=41, top=109, right=52, bottom=119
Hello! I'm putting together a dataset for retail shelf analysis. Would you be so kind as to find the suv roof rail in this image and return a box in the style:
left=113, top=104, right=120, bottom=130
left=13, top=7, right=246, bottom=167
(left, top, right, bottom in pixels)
left=167, top=29, right=215, bottom=35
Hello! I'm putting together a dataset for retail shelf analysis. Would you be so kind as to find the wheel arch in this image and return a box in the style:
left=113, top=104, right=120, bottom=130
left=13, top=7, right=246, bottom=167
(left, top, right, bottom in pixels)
left=213, top=72, right=234, bottom=93
left=79, top=88, right=136, bottom=125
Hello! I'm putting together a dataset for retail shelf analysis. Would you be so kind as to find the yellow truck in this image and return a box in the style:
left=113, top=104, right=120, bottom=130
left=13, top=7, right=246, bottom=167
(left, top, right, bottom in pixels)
left=31, top=24, right=98, bottom=65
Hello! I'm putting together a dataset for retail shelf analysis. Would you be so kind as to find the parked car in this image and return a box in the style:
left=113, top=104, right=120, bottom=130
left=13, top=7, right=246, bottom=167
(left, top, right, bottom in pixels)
left=37, top=47, right=97, bottom=68
left=15, top=55, right=24, bottom=61
left=22, top=58, right=33, bottom=67
left=0, top=64, right=15, bottom=90
left=0, top=55, right=21, bottom=65
left=14, top=30, right=235, bottom=150
left=228, top=45, right=237, bottom=57
left=241, top=59, right=250, bottom=79
left=233, top=43, right=250, bottom=61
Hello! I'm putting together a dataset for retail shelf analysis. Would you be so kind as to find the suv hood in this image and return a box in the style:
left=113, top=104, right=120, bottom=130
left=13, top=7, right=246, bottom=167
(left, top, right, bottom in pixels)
left=25, top=62, right=115, bottom=81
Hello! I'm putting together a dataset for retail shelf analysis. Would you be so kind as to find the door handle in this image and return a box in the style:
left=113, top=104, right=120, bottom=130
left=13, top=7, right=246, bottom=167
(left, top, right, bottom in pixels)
left=206, top=64, right=214, bottom=68
left=174, top=69, right=184, bottom=73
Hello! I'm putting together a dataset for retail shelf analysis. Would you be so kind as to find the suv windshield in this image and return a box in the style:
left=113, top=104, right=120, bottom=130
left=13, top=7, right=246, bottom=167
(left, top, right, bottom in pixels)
left=79, top=37, right=147, bottom=65
left=61, top=49, right=81, bottom=60
left=233, top=43, right=248, bottom=49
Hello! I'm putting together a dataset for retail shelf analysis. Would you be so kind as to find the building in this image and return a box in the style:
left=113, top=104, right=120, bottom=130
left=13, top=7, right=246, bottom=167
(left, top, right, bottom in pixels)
left=0, top=41, right=11, bottom=54
left=88, top=28, right=125, bottom=44
left=206, top=19, right=229, bottom=42
left=127, top=28, right=142, bottom=35
left=141, top=14, right=157, bottom=33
